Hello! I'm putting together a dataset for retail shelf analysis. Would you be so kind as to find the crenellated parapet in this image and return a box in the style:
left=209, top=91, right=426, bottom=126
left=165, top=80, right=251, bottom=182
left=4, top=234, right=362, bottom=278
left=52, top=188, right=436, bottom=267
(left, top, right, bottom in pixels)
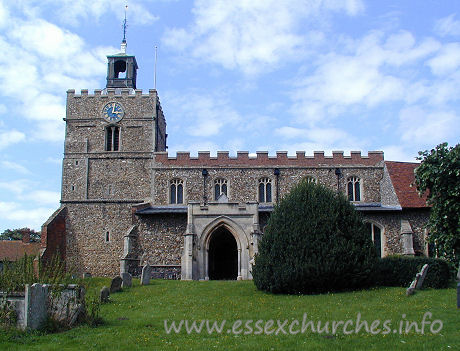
left=155, top=150, right=384, bottom=167
left=66, top=88, right=158, bottom=99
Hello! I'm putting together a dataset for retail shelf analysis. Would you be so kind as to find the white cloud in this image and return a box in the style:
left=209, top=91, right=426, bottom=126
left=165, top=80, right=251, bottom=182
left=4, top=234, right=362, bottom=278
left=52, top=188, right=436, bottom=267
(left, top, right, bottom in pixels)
left=275, top=126, right=359, bottom=149
left=165, top=91, right=241, bottom=137
left=434, top=14, right=460, bottom=37
left=0, top=201, right=55, bottom=231
left=0, top=130, right=25, bottom=150
left=27, top=190, right=60, bottom=206
left=163, top=0, right=364, bottom=74
left=0, top=1, right=8, bottom=29
left=0, top=179, right=33, bottom=195
left=287, top=29, right=448, bottom=126
left=380, top=145, right=417, bottom=162
left=1, top=161, right=30, bottom=175
left=427, top=43, right=460, bottom=75
left=399, top=107, right=460, bottom=145
left=0, top=12, right=109, bottom=143
left=6, top=0, right=158, bottom=26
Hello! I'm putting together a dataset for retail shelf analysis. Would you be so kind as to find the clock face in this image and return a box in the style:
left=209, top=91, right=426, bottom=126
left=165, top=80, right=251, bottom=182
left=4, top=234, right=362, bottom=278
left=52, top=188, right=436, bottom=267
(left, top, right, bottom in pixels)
left=102, top=102, right=125, bottom=122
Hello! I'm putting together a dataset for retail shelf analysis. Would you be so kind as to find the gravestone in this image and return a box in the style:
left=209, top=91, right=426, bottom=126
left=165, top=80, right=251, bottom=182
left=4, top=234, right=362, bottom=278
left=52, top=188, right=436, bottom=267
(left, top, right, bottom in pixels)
left=110, top=276, right=123, bottom=293
left=406, top=264, right=429, bottom=296
left=406, top=278, right=417, bottom=296
left=456, top=264, right=460, bottom=281
left=141, top=265, right=152, bottom=285
left=82, top=272, right=92, bottom=279
left=415, top=264, right=429, bottom=290
left=121, top=272, right=132, bottom=288
left=100, top=286, right=110, bottom=303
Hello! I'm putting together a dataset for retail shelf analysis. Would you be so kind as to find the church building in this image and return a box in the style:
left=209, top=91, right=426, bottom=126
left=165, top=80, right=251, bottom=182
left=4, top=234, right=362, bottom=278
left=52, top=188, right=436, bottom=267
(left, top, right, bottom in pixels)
left=40, top=40, right=430, bottom=280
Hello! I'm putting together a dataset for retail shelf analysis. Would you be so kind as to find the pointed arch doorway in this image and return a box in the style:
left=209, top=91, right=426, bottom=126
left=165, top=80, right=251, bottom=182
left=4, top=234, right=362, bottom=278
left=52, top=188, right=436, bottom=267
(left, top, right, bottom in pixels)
left=208, top=226, right=238, bottom=280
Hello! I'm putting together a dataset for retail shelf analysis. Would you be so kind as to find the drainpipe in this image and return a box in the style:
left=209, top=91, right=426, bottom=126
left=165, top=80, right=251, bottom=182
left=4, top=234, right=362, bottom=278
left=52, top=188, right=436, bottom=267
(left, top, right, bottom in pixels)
left=335, top=168, right=342, bottom=194
left=274, top=168, right=280, bottom=205
left=202, top=168, right=208, bottom=205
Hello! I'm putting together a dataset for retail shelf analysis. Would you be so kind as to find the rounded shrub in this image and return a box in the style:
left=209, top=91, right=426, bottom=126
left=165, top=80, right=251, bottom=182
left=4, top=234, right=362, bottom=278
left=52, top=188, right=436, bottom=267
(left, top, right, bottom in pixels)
left=253, top=181, right=378, bottom=294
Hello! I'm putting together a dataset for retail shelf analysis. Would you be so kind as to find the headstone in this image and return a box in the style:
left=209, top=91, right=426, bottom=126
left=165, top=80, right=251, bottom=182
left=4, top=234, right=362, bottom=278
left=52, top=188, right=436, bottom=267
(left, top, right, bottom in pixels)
left=456, top=263, right=460, bottom=281
left=141, top=265, right=152, bottom=285
left=415, top=264, right=429, bottom=289
left=100, top=286, right=110, bottom=303
left=110, top=276, right=123, bottom=293
left=121, top=272, right=132, bottom=288
left=406, top=264, right=429, bottom=296
left=82, top=272, right=92, bottom=279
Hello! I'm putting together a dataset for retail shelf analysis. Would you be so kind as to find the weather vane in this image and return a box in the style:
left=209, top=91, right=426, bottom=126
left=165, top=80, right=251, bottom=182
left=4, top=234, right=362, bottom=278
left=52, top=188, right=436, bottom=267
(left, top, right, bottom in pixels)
left=122, top=5, right=128, bottom=44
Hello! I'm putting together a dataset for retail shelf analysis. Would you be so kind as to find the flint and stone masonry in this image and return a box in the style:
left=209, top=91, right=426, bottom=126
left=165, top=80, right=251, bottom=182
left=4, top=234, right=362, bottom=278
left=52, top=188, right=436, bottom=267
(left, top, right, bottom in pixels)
left=42, top=45, right=430, bottom=280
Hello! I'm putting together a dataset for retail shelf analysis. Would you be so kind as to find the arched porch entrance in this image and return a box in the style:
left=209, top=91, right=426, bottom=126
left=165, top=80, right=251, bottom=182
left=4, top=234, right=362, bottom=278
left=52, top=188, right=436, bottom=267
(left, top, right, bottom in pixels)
left=208, top=226, right=238, bottom=280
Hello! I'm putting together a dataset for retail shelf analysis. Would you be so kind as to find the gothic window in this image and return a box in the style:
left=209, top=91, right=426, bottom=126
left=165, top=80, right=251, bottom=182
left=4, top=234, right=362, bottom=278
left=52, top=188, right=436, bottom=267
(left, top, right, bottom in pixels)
left=366, top=222, right=382, bottom=257
left=304, top=176, right=317, bottom=184
left=214, top=178, right=228, bottom=200
left=105, top=231, right=110, bottom=242
left=105, top=126, right=120, bottom=151
left=170, top=179, right=184, bottom=204
left=347, top=176, right=361, bottom=201
left=258, top=177, right=272, bottom=203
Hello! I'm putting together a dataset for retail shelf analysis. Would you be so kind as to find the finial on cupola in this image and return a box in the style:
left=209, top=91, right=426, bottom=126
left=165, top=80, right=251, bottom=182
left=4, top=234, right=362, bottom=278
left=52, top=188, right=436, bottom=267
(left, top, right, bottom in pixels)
left=121, top=5, right=128, bottom=54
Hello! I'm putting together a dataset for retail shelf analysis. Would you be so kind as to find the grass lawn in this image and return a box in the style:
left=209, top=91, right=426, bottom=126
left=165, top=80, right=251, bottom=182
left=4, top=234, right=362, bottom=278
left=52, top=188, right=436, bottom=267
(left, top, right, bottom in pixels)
left=0, top=279, right=458, bottom=350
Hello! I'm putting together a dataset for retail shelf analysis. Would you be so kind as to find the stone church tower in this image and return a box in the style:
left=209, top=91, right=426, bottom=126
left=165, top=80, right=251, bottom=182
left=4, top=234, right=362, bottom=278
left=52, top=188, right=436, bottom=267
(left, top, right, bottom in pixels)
left=44, top=42, right=167, bottom=275
left=41, top=38, right=430, bottom=280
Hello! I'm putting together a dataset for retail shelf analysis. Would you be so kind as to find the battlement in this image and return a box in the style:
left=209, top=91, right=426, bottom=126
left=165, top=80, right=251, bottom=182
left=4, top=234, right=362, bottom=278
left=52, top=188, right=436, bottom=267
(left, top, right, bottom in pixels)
left=67, top=89, right=158, bottom=99
left=155, top=150, right=384, bottom=167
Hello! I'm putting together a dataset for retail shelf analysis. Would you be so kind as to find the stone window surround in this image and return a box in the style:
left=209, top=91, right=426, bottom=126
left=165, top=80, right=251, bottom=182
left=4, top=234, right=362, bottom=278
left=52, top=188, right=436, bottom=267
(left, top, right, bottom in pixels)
left=365, top=220, right=385, bottom=257
left=104, top=124, right=122, bottom=152
left=347, top=175, right=363, bottom=202
left=169, top=178, right=185, bottom=205
left=304, top=175, right=318, bottom=184
left=214, top=178, right=229, bottom=200
left=258, top=177, right=273, bottom=203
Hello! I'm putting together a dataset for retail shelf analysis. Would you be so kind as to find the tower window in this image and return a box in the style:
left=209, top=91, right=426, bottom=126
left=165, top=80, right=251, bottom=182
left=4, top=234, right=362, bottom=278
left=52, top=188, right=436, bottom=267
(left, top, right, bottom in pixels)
left=114, top=60, right=127, bottom=79
left=105, top=126, right=120, bottom=151
left=170, top=179, right=184, bottom=204
left=105, top=231, right=110, bottom=242
left=258, top=178, right=272, bottom=203
left=214, top=178, right=228, bottom=200
left=347, top=176, right=361, bottom=201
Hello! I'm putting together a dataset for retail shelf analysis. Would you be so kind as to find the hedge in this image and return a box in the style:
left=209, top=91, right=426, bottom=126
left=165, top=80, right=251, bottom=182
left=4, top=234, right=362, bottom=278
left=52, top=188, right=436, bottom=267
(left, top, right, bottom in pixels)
left=374, top=256, right=451, bottom=289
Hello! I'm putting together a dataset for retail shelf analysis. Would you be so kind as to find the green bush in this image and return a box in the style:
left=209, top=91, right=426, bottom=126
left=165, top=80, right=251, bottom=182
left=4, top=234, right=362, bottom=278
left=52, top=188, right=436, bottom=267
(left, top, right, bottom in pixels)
left=253, top=181, right=378, bottom=294
left=0, top=254, right=76, bottom=293
left=374, top=256, right=451, bottom=289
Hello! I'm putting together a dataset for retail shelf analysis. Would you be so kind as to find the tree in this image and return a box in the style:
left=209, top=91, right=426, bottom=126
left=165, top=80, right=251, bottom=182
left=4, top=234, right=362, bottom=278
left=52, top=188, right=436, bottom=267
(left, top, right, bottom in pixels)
left=0, top=228, right=41, bottom=242
left=252, top=181, right=378, bottom=294
left=415, top=142, right=460, bottom=264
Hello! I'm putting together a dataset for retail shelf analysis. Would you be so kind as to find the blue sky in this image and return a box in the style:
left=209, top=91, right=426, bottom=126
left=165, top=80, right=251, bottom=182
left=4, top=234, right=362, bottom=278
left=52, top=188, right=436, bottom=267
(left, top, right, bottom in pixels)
left=0, top=0, right=459, bottom=232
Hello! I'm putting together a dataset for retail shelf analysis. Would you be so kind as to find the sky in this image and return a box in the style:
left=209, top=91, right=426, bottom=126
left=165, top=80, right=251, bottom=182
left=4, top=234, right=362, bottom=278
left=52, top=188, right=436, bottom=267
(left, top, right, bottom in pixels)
left=0, top=0, right=459, bottom=232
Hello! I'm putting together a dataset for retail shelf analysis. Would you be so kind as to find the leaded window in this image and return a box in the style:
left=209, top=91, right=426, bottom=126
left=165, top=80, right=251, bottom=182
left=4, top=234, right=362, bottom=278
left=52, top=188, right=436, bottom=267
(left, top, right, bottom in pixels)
left=347, top=176, right=361, bottom=201
left=170, top=179, right=184, bottom=204
left=258, top=178, right=272, bottom=203
left=214, top=178, right=228, bottom=200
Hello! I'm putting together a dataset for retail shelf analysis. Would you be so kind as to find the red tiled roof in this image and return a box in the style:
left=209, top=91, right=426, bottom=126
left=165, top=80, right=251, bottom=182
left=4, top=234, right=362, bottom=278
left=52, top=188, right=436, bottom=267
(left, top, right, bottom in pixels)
left=385, top=161, right=429, bottom=208
left=0, top=241, right=41, bottom=261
